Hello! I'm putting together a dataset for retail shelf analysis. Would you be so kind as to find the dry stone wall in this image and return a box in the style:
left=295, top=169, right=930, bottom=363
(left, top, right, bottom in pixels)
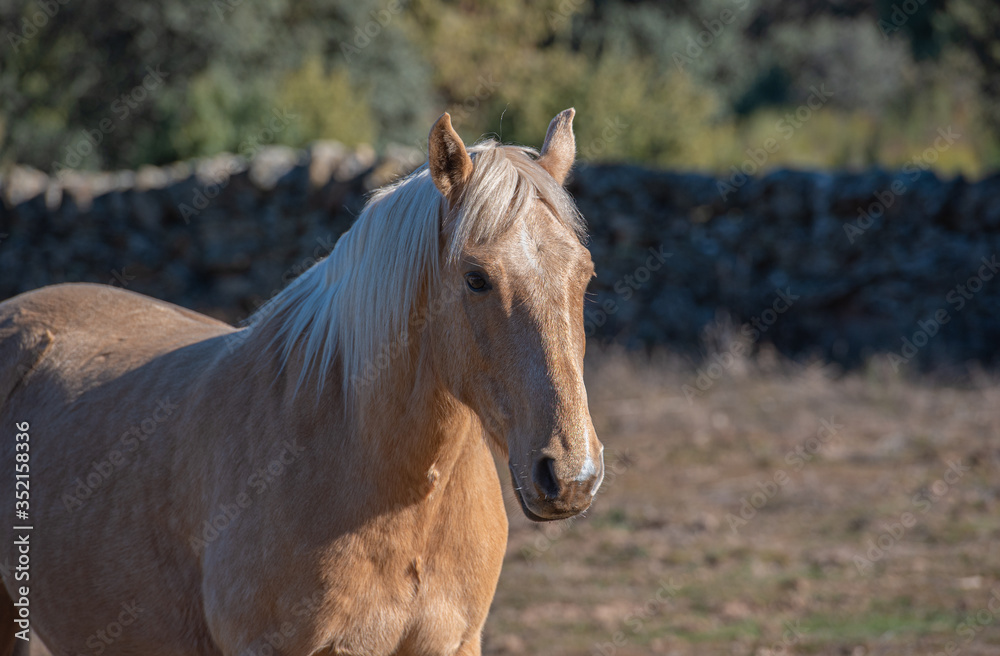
left=2, top=143, right=998, bottom=370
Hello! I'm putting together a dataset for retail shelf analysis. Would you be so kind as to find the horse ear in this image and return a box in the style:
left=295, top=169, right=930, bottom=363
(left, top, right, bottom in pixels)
left=537, top=108, right=576, bottom=185
left=428, top=113, right=473, bottom=203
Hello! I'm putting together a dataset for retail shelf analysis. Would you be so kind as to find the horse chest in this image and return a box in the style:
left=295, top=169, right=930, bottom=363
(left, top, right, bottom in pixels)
left=401, top=589, right=472, bottom=655
left=307, top=528, right=482, bottom=655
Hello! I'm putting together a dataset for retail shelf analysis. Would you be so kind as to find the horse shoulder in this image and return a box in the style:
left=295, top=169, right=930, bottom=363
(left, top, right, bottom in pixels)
left=0, top=307, right=54, bottom=408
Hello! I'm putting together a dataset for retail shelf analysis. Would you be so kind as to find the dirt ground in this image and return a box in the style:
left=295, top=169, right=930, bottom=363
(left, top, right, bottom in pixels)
left=487, top=346, right=1000, bottom=656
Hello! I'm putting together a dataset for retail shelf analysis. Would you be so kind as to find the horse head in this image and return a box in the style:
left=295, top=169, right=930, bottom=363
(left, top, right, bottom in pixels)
left=427, top=109, right=604, bottom=521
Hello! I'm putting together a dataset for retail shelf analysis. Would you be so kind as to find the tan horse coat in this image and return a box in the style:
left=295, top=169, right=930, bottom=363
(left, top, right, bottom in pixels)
left=0, top=110, right=602, bottom=656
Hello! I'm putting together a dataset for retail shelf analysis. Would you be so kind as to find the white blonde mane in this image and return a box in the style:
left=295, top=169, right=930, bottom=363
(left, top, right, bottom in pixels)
left=247, top=141, right=586, bottom=402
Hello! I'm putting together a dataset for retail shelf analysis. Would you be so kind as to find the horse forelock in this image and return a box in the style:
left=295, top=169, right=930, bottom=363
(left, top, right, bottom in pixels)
left=446, top=143, right=586, bottom=261
left=246, top=141, right=585, bottom=405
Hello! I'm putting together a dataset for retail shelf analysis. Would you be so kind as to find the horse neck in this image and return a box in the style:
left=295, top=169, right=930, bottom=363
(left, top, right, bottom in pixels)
left=232, top=309, right=480, bottom=515
left=358, top=356, right=480, bottom=511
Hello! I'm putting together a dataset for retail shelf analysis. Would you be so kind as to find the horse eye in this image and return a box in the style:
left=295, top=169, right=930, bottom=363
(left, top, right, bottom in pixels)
left=465, top=272, right=489, bottom=292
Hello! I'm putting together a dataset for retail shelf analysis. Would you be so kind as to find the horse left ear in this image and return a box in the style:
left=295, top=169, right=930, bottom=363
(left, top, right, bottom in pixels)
left=537, top=108, right=576, bottom=185
left=429, top=112, right=473, bottom=204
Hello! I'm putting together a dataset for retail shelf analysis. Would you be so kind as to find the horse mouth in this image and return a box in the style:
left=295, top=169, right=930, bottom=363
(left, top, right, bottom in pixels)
left=509, top=466, right=572, bottom=522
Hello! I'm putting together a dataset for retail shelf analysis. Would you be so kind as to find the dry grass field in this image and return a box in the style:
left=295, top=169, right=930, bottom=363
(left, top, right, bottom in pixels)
left=488, top=347, right=1000, bottom=656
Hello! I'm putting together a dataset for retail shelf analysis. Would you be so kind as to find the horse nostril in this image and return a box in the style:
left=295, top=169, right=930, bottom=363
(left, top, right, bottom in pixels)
left=532, top=457, right=560, bottom=500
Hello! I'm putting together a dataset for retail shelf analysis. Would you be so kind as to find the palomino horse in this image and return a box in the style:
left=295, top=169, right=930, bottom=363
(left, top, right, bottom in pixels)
left=0, top=109, right=604, bottom=656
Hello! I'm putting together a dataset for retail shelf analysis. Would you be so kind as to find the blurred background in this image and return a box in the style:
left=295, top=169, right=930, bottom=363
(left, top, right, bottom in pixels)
left=2, top=0, right=999, bottom=173
left=2, top=1, right=1000, bottom=655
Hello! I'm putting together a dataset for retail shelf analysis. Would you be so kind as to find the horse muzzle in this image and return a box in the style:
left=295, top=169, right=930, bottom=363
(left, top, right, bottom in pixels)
left=509, top=451, right=604, bottom=521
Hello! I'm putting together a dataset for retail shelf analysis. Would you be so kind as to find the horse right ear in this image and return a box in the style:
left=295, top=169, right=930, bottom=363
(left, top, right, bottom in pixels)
left=428, top=113, right=473, bottom=204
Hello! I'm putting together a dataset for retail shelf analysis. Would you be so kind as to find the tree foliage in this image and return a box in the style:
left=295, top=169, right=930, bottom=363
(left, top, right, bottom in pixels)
left=0, top=0, right=997, bottom=175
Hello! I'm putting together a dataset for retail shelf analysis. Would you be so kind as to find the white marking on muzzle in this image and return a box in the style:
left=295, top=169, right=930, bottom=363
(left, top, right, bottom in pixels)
left=576, top=452, right=597, bottom=482
left=589, top=444, right=605, bottom=495
left=576, top=429, right=599, bottom=483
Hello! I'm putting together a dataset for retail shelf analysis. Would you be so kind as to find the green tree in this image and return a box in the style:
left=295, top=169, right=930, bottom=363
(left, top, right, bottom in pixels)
left=0, top=0, right=431, bottom=171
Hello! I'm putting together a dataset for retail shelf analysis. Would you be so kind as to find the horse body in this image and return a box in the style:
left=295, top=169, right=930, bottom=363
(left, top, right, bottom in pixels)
left=0, top=110, right=602, bottom=655
left=0, top=283, right=506, bottom=655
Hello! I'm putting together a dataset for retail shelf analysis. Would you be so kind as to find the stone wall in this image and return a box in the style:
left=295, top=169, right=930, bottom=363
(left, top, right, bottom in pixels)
left=2, top=144, right=999, bottom=370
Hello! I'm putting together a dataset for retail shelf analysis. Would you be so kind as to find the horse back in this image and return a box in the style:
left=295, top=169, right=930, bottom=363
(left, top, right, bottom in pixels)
left=0, top=283, right=233, bottom=406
